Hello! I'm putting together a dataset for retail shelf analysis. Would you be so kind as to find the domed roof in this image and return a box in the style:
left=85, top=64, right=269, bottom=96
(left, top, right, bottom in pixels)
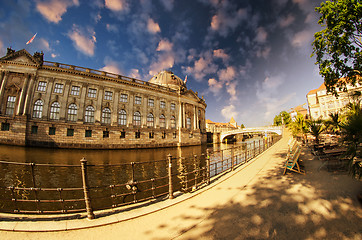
left=148, top=70, right=186, bottom=90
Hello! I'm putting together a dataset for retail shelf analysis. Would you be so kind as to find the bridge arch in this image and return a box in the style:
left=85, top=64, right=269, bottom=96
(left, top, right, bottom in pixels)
left=220, top=126, right=283, bottom=143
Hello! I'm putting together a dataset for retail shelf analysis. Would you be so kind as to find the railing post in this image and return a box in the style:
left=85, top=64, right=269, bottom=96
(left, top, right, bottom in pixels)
left=168, top=154, right=174, bottom=199
left=80, top=158, right=95, bottom=220
left=231, top=147, right=234, bottom=171
left=206, top=149, right=210, bottom=184
left=253, top=141, right=256, bottom=158
left=245, top=143, right=248, bottom=163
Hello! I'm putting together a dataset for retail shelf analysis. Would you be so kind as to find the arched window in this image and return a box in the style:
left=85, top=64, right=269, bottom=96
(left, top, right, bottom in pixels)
left=160, top=114, right=166, bottom=128
left=67, top=104, right=78, bottom=122
left=102, top=108, right=111, bottom=124
left=33, top=100, right=43, bottom=119
left=170, top=115, right=176, bottom=129
left=85, top=106, right=95, bottom=123
left=133, top=111, right=141, bottom=126
left=118, top=109, right=127, bottom=125
left=50, top=102, right=60, bottom=120
left=147, top=113, right=154, bottom=127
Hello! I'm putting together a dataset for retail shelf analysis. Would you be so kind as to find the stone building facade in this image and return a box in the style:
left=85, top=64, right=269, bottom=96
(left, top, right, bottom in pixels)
left=0, top=49, right=207, bottom=149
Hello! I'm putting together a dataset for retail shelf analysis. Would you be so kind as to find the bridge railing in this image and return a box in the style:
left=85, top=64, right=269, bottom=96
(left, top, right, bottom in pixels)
left=0, top=135, right=281, bottom=219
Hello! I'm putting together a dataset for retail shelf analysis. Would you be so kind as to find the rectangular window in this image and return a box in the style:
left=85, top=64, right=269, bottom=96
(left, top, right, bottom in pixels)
left=6, top=96, right=16, bottom=116
left=70, top=86, right=80, bottom=96
left=120, top=131, right=126, bottom=138
left=173, top=132, right=177, bottom=139
left=148, top=99, right=154, bottom=107
left=67, top=128, right=74, bottom=136
left=103, top=130, right=109, bottom=138
left=149, top=132, right=154, bottom=139
left=170, top=103, right=176, bottom=111
left=104, top=91, right=113, bottom=100
left=31, top=125, right=38, bottom=134
left=1, top=123, right=10, bottom=131
left=88, top=88, right=97, bottom=98
left=135, top=96, right=142, bottom=105
left=37, top=81, right=47, bottom=92
left=54, top=83, right=64, bottom=94
left=160, top=101, right=166, bottom=109
left=135, top=131, right=140, bottom=139
left=186, top=118, right=191, bottom=129
left=162, top=132, right=166, bottom=139
left=85, top=130, right=92, bottom=137
left=49, top=127, right=56, bottom=135
left=120, top=94, right=128, bottom=103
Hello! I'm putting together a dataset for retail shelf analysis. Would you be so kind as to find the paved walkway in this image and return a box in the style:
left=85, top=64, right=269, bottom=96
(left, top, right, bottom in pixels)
left=0, top=131, right=361, bottom=239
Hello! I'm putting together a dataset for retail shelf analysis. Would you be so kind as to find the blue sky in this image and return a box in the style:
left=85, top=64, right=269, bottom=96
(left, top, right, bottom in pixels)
left=0, top=0, right=325, bottom=127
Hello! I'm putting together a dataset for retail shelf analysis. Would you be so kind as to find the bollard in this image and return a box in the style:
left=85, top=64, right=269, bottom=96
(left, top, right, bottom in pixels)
left=206, top=149, right=211, bottom=184
left=80, top=158, right=95, bottom=220
left=167, top=154, right=174, bottom=199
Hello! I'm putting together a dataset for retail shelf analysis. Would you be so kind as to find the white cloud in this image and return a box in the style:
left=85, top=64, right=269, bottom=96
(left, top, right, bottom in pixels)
left=255, top=27, right=267, bottom=43
left=221, top=104, right=239, bottom=121
left=218, top=66, right=236, bottom=82
left=210, top=7, right=248, bottom=37
left=105, top=0, right=129, bottom=12
left=279, top=14, right=295, bottom=28
left=256, top=46, right=271, bottom=59
left=106, top=24, right=119, bottom=33
left=36, top=0, right=79, bottom=23
left=148, top=53, right=175, bottom=76
left=51, top=53, right=58, bottom=58
left=184, top=52, right=218, bottom=81
left=226, top=81, right=238, bottom=101
left=208, top=78, right=223, bottom=95
left=129, top=68, right=141, bottom=79
left=156, top=39, right=173, bottom=51
left=38, top=38, right=51, bottom=51
left=291, top=29, right=314, bottom=48
left=147, top=18, right=161, bottom=34
left=68, top=25, right=96, bottom=56
left=159, top=0, right=174, bottom=11
left=100, top=59, right=121, bottom=74
left=213, top=49, right=229, bottom=62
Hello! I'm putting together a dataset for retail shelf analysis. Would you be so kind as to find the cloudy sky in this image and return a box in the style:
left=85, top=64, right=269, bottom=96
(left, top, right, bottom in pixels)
left=0, top=0, right=325, bottom=127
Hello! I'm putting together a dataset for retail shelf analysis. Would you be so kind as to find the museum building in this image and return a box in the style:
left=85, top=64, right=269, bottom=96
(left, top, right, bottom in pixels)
left=0, top=48, right=207, bottom=149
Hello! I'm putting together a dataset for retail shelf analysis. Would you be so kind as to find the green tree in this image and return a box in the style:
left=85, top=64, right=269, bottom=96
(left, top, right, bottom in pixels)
left=325, top=112, right=341, bottom=134
left=290, top=114, right=309, bottom=142
left=273, top=111, right=291, bottom=126
left=273, top=114, right=282, bottom=126
left=311, top=0, right=362, bottom=96
left=308, top=119, right=325, bottom=145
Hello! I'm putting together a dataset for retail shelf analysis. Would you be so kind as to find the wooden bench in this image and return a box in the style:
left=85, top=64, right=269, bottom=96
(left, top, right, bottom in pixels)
left=283, top=139, right=305, bottom=175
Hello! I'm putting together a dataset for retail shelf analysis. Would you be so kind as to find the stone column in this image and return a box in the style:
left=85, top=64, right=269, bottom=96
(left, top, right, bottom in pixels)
left=60, top=80, right=71, bottom=120
left=95, top=87, right=103, bottom=123
left=112, top=91, right=119, bottom=125
left=0, top=71, right=9, bottom=112
left=193, top=106, right=197, bottom=130
left=16, top=74, right=31, bottom=115
left=22, top=74, right=36, bottom=116
left=78, top=83, right=88, bottom=121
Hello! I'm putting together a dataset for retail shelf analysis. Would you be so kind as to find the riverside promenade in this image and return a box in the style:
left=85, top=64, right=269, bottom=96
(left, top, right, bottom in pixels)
left=1, top=131, right=361, bottom=239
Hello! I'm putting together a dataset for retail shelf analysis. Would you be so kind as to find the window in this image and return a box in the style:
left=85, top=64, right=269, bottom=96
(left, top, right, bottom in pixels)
left=162, top=131, right=166, bottom=139
left=50, top=102, right=60, bottom=120
left=189, top=132, right=193, bottom=138
left=85, top=106, right=95, bottom=123
left=70, top=86, right=80, bottom=96
left=198, top=110, right=201, bottom=116
left=173, top=132, right=177, bottom=139
left=170, top=103, right=176, bottom=111
left=148, top=98, right=154, bottom=107
left=160, top=101, right=166, bottom=109
left=33, top=100, right=43, bottom=119
left=102, top=108, right=111, bottom=124
left=135, top=96, right=142, bottom=105
left=49, top=127, right=56, bottom=135
left=85, top=130, right=92, bottom=137
left=54, top=83, right=63, bottom=94
left=120, top=94, right=128, bottom=103
left=67, top=104, right=77, bottom=122
left=186, top=117, right=191, bottom=129
left=104, top=91, right=113, bottom=100
left=67, top=128, right=74, bottom=136
left=147, top=113, right=154, bottom=127
left=5, top=96, right=16, bottom=116
left=1, top=123, right=10, bottom=131
left=149, top=132, right=154, bottom=138
left=103, top=130, right=109, bottom=138
left=37, top=81, right=47, bottom=92
left=160, top=114, right=166, bottom=128
left=133, top=111, right=141, bottom=126
left=117, top=110, right=126, bottom=125
left=170, top=115, right=176, bottom=129
left=88, top=88, right=97, bottom=98
left=120, top=131, right=126, bottom=138
left=31, top=125, right=38, bottom=134
left=135, top=131, right=140, bottom=139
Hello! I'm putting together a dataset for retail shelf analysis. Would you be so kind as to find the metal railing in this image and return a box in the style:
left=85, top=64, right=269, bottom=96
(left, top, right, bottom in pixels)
left=0, top=136, right=281, bottom=219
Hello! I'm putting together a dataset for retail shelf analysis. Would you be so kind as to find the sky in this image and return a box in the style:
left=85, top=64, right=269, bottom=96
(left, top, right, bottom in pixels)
left=0, top=0, right=325, bottom=127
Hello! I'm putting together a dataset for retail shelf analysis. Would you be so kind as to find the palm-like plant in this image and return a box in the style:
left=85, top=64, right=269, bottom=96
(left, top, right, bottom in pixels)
left=340, top=100, right=362, bottom=178
left=308, top=119, right=325, bottom=145
left=290, top=114, right=309, bottom=143
left=326, top=112, right=341, bottom=134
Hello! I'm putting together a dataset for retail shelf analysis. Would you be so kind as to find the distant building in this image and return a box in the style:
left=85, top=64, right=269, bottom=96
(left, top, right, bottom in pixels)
left=206, top=117, right=239, bottom=133
left=0, top=48, right=207, bottom=149
left=306, top=80, right=361, bottom=120
left=289, top=104, right=308, bottom=121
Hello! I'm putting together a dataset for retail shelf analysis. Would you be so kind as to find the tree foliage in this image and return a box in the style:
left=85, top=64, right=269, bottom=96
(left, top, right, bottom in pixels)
left=273, top=111, right=291, bottom=126
left=311, top=0, right=362, bottom=96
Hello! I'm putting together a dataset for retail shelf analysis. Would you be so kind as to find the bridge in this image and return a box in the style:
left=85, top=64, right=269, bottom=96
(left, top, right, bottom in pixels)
left=219, top=126, right=283, bottom=143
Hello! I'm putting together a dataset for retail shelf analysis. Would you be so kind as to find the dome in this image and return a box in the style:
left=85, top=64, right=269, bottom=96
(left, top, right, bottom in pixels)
left=148, top=70, right=186, bottom=90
